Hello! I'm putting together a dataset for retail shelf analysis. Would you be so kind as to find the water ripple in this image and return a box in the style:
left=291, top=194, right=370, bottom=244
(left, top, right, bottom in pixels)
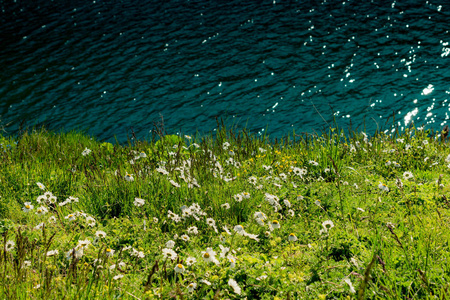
left=0, top=0, right=449, bottom=142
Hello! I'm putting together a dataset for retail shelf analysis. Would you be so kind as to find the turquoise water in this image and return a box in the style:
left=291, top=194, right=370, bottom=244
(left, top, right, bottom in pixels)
left=0, top=0, right=449, bottom=142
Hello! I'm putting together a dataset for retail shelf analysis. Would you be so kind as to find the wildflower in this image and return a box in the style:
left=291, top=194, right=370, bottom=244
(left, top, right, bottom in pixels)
left=169, top=179, right=180, bottom=188
left=180, top=234, right=190, bottom=242
left=357, top=207, right=365, bottom=212
left=113, top=274, right=124, bottom=280
left=68, top=196, right=79, bottom=203
left=201, top=248, right=219, bottom=265
left=309, top=160, right=319, bottom=166
left=66, top=246, right=84, bottom=259
left=81, top=148, right=92, bottom=156
left=255, top=217, right=265, bottom=226
left=228, top=278, right=241, bottom=295
left=124, top=173, right=134, bottom=182
left=37, top=182, right=45, bottom=190
left=287, top=209, right=295, bottom=217
left=22, top=202, right=34, bottom=212
left=241, top=192, right=250, bottom=199
left=221, top=203, right=230, bottom=209
left=254, top=211, right=267, bottom=220
left=385, top=161, right=391, bottom=166
left=187, top=282, right=197, bottom=292
left=133, top=198, right=145, bottom=207
left=262, top=165, right=272, bottom=171
left=248, top=176, right=257, bottom=185
left=283, top=199, right=291, bottom=208
left=233, top=194, right=243, bottom=202
left=201, top=279, right=211, bottom=285
left=77, top=239, right=91, bottom=249
left=206, top=218, right=215, bottom=226
left=244, top=232, right=260, bottom=241
left=35, top=222, right=44, bottom=230
left=37, top=192, right=56, bottom=204
left=86, top=216, right=96, bottom=227
left=131, top=248, right=145, bottom=258
left=187, top=226, right=198, bottom=235
left=264, top=193, right=279, bottom=205
left=270, top=220, right=280, bottom=230
left=65, top=213, right=76, bottom=221
left=256, top=275, right=268, bottom=281
left=95, top=230, right=107, bottom=238
left=322, top=220, right=334, bottom=233
left=168, top=211, right=181, bottom=223
left=292, top=167, right=302, bottom=176
left=165, top=240, right=176, bottom=249
left=378, top=182, right=389, bottom=192
left=35, top=206, right=48, bottom=215
left=5, top=240, right=15, bottom=252
left=46, top=249, right=59, bottom=257
left=403, top=171, right=413, bottom=180
left=185, top=256, right=197, bottom=266
left=219, top=244, right=230, bottom=258
left=228, top=256, right=236, bottom=268
left=48, top=216, right=57, bottom=223
left=174, top=263, right=185, bottom=273
left=223, top=225, right=232, bottom=235
left=387, top=222, right=396, bottom=230
left=156, top=167, right=169, bottom=175
left=344, top=278, right=356, bottom=293
left=264, top=231, right=271, bottom=237
left=234, top=225, right=245, bottom=235
left=288, top=233, right=298, bottom=242
left=23, top=260, right=31, bottom=268
left=162, top=248, right=177, bottom=260
left=395, top=178, right=403, bottom=189
left=118, top=261, right=126, bottom=269
left=105, top=248, right=115, bottom=257
left=206, top=218, right=218, bottom=232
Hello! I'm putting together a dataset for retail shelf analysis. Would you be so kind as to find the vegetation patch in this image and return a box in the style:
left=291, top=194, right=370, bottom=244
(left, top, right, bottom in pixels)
left=1, top=125, right=450, bottom=299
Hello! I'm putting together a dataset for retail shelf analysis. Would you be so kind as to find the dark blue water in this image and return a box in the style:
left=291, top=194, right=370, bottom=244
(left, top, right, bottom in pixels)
left=1, top=0, right=449, bottom=142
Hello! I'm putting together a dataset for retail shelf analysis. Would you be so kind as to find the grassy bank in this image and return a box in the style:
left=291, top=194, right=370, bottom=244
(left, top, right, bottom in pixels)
left=1, top=125, right=450, bottom=299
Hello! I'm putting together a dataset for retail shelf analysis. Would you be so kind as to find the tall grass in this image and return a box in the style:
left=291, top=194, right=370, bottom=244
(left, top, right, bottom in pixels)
left=0, top=123, right=450, bottom=299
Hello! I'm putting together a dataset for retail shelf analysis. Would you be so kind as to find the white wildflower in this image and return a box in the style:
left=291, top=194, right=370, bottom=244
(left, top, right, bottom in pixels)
left=228, top=278, right=241, bottom=295
left=133, top=197, right=145, bottom=207
left=22, top=202, right=34, bottom=212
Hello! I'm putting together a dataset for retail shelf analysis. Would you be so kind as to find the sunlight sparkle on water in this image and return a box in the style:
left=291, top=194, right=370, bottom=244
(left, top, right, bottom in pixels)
left=404, top=107, right=418, bottom=126
left=422, top=84, right=434, bottom=96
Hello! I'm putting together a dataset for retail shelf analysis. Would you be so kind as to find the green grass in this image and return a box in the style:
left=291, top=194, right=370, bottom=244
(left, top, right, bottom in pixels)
left=1, top=125, right=450, bottom=299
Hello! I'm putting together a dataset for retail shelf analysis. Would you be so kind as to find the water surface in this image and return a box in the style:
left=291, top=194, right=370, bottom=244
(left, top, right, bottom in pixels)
left=0, top=0, right=449, bottom=142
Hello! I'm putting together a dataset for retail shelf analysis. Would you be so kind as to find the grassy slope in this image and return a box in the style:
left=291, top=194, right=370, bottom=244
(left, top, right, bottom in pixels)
left=0, top=126, right=450, bottom=299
